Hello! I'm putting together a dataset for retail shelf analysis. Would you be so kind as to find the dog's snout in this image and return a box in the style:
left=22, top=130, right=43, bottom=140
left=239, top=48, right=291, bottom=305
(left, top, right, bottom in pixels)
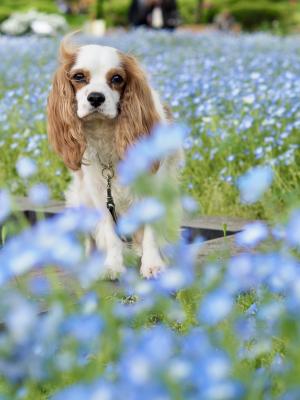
left=87, top=92, right=106, bottom=108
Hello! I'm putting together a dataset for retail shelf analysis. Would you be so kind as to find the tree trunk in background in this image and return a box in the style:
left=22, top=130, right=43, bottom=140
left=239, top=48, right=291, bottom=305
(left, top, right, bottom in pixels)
left=196, top=0, right=204, bottom=24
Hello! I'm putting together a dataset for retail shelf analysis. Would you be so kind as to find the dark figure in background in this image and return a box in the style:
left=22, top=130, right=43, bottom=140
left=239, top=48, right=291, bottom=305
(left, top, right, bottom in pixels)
left=129, top=0, right=179, bottom=30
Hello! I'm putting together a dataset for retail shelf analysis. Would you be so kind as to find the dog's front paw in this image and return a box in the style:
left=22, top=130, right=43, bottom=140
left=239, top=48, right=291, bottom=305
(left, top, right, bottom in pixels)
left=103, top=255, right=126, bottom=280
left=140, top=261, right=166, bottom=279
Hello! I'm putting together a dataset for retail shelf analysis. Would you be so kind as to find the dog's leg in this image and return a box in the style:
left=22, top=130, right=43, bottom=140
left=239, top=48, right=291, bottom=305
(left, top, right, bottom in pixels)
left=140, top=225, right=166, bottom=278
left=94, top=213, right=125, bottom=280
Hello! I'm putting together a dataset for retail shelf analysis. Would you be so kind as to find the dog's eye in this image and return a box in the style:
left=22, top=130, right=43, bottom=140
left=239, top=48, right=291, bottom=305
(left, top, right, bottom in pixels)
left=72, top=73, right=86, bottom=82
left=111, top=75, right=123, bottom=85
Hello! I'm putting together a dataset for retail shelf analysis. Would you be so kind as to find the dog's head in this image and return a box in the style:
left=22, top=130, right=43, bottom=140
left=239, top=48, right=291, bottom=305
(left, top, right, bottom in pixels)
left=47, top=38, right=160, bottom=171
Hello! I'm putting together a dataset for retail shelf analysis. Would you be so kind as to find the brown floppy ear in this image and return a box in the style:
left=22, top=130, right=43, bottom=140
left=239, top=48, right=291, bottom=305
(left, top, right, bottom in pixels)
left=47, top=40, right=86, bottom=171
left=116, top=53, right=161, bottom=159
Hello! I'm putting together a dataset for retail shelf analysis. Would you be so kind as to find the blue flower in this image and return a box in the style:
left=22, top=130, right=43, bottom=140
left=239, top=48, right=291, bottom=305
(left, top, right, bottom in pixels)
left=118, top=124, right=187, bottom=185
left=181, top=195, right=198, bottom=213
left=0, top=189, right=11, bottom=223
left=286, top=209, right=300, bottom=247
left=235, top=221, right=268, bottom=248
left=28, top=183, right=49, bottom=205
left=117, top=198, right=165, bottom=236
left=16, top=157, right=37, bottom=178
left=62, top=314, right=103, bottom=343
left=198, top=289, right=234, bottom=326
left=237, top=165, right=273, bottom=204
left=52, top=384, right=92, bottom=400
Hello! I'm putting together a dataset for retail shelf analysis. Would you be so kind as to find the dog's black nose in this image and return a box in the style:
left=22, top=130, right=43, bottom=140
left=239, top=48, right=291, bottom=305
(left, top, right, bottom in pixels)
left=87, top=92, right=106, bottom=108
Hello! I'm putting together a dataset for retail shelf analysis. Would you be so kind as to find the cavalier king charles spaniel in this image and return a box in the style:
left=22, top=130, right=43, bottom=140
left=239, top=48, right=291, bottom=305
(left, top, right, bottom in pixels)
left=47, top=37, right=182, bottom=279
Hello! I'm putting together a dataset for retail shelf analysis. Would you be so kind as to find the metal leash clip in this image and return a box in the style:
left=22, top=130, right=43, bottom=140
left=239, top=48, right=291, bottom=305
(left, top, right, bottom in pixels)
left=102, top=165, right=118, bottom=225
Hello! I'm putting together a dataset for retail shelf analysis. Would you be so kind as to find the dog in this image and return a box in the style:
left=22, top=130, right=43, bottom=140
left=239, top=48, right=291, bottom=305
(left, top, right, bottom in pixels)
left=47, top=37, right=182, bottom=279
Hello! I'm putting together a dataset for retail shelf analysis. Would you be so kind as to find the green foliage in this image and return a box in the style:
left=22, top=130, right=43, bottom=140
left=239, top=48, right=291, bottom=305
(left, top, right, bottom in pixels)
left=229, top=1, right=291, bottom=30
left=95, top=0, right=104, bottom=19
left=0, top=0, right=58, bottom=22
left=177, top=0, right=197, bottom=24
left=103, top=0, right=130, bottom=26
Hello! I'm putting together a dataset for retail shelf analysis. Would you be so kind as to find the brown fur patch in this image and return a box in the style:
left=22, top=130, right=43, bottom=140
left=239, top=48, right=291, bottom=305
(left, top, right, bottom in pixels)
left=115, top=53, right=161, bottom=159
left=47, top=38, right=86, bottom=171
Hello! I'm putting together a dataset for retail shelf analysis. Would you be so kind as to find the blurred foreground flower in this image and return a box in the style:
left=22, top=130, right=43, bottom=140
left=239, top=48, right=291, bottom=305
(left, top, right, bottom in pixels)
left=16, top=156, right=37, bottom=178
left=198, top=289, right=234, bottom=326
left=0, top=207, right=101, bottom=284
left=29, top=183, right=49, bottom=205
left=237, top=166, right=273, bottom=204
left=117, top=198, right=165, bottom=236
left=286, top=209, right=300, bottom=247
left=0, top=189, right=11, bottom=223
left=236, top=221, right=268, bottom=248
left=118, top=124, right=187, bottom=185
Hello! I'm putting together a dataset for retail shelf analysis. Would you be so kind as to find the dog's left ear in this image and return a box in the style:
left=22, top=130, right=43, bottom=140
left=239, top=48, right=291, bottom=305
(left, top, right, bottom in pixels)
left=115, top=53, right=161, bottom=159
left=47, top=39, right=86, bottom=171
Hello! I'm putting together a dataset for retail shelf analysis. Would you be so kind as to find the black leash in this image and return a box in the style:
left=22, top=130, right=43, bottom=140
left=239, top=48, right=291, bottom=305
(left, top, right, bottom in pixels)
left=98, top=156, right=130, bottom=243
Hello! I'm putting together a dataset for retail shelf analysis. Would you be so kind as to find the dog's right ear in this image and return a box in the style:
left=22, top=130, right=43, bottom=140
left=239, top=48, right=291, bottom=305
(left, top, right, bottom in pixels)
left=47, top=39, right=86, bottom=171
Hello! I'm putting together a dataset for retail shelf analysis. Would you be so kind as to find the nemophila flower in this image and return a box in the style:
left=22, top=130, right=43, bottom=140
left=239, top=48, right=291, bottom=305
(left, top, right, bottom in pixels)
left=235, top=317, right=256, bottom=342
left=198, top=289, right=234, bottom=326
left=281, top=388, right=300, bottom=400
left=4, top=295, right=37, bottom=345
left=117, top=198, right=165, bottom=236
left=0, top=207, right=101, bottom=283
left=28, top=183, right=49, bottom=205
left=225, top=253, right=260, bottom=293
left=167, top=357, right=192, bottom=381
left=28, top=275, right=50, bottom=296
left=55, top=207, right=101, bottom=234
left=286, top=209, right=300, bottom=247
left=237, top=165, right=273, bottom=204
left=16, top=156, right=37, bottom=178
left=239, top=115, right=253, bottom=131
left=79, top=292, right=99, bottom=314
left=52, top=384, right=93, bottom=400
left=235, top=221, right=268, bottom=248
left=243, top=94, right=255, bottom=104
left=272, top=224, right=286, bottom=241
left=201, top=380, right=244, bottom=400
left=0, top=189, right=11, bottom=223
left=62, top=314, right=103, bottom=343
left=267, top=256, right=298, bottom=293
left=75, top=251, right=105, bottom=288
left=157, top=267, right=191, bottom=292
left=246, top=303, right=258, bottom=316
left=118, top=124, right=187, bottom=185
left=200, top=351, right=231, bottom=382
left=201, top=263, right=222, bottom=289
left=181, top=195, right=198, bottom=213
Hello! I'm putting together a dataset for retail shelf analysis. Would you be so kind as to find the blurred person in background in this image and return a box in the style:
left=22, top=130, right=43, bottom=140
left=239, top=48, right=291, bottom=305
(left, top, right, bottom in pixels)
left=129, top=0, right=179, bottom=30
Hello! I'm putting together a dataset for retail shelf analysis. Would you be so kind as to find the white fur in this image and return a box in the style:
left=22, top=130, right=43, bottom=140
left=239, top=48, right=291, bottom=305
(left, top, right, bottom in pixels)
left=65, top=45, right=181, bottom=279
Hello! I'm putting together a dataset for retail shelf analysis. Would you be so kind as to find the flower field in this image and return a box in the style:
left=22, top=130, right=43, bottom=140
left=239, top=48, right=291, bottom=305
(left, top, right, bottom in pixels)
left=1, top=30, right=299, bottom=219
left=0, top=30, right=300, bottom=399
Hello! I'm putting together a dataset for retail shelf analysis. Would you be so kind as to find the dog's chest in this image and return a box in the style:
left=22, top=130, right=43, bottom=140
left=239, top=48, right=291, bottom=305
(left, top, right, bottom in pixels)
left=84, top=122, right=119, bottom=165
left=84, top=129, right=133, bottom=213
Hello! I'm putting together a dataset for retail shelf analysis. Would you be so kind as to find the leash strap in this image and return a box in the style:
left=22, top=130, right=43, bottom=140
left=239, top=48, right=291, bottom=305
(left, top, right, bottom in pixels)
left=106, top=175, right=118, bottom=225
left=101, top=162, right=130, bottom=244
